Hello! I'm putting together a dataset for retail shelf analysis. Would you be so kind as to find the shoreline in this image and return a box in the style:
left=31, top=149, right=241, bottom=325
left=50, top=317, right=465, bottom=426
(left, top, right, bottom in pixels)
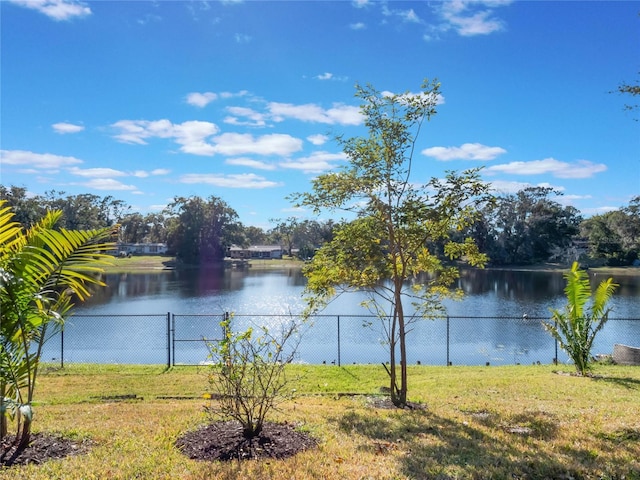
left=103, top=255, right=639, bottom=277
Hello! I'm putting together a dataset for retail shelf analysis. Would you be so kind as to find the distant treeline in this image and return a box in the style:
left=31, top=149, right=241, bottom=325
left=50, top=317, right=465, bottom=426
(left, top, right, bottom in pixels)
left=2, top=185, right=638, bottom=267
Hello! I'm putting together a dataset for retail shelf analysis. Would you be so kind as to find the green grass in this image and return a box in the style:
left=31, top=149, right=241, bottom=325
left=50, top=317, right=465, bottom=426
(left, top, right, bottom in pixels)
left=3, top=363, right=640, bottom=479
left=103, top=255, right=304, bottom=273
left=103, top=255, right=175, bottom=273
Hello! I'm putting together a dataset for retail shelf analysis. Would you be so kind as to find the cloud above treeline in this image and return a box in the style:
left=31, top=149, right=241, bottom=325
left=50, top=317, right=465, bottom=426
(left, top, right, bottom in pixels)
left=8, top=0, right=91, bottom=21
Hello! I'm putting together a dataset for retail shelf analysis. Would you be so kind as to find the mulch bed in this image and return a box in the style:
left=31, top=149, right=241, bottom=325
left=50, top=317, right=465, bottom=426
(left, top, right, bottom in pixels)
left=0, top=433, right=92, bottom=467
left=175, top=421, right=318, bottom=461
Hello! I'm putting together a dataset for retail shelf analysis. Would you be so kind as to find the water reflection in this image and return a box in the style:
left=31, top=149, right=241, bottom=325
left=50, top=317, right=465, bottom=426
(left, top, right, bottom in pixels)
left=59, top=267, right=640, bottom=366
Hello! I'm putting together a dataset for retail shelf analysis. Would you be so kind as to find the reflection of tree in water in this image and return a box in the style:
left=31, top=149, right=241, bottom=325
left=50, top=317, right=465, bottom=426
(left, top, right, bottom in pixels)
left=457, top=269, right=566, bottom=299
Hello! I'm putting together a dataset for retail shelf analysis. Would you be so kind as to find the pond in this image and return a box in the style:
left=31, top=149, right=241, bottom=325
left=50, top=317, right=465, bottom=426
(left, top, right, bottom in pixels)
left=45, top=267, right=640, bottom=367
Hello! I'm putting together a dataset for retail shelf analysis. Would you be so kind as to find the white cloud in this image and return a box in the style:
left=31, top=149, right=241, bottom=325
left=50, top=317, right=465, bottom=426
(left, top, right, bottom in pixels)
left=307, top=134, right=329, bottom=146
left=401, top=8, right=420, bottom=23
left=180, top=173, right=281, bottom=189
left=174, top=121, right=220, bottom=155
left=486, top=158, right=607, bottom=179
left=234, top=33, right=252, bottom=43
left=352, top=0, right=370, bottom=8
left=313, top=72, right=348, bottom=82
left=68, top=167, right=126, bottom=178
left=350, top=22, right=366, bottom=30
left=382, top=4, right=423, bottom=24
left=268, top=102, right=362, bottom=125
left=422, top=143, right=507, bottom=161
left=224, top=106, right=268, bottom=127
left=279, top=151, right=347, bottom=174
left=219, top=90, right=250, bottom=99
left=0, top=149, right=82, bottom=170
left=111, top=119, right=304, bottom=157
left=52, top=122, right=84, bottom=134
left=186, top=92, right=218, bottom=107
left=80, top=178, right=138, bottom=191
left=131, top=169, right=170, bottom=178
left=111, top=119, right=219, bottom=155
left=8, top=0, right=91, bottom=21
left=212, top=133, right=303, bottom=156
left=225, top=157, right=277, bottom=170
left=438, top=0, right=511, bottom=37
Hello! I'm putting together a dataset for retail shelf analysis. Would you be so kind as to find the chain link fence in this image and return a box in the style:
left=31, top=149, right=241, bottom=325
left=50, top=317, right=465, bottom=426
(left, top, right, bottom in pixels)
left=41, top=313, right=640, bottom=367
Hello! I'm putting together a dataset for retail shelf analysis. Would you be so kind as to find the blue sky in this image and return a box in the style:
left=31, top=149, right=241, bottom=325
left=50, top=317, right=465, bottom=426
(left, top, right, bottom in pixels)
left=1, top=0, right=638, bottom=228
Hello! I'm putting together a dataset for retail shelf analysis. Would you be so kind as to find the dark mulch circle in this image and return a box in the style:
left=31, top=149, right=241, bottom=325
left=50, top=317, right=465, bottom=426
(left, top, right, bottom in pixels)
left=175, top=421, right=318, bottom=461
left=0, top=433, right=92, bottom=467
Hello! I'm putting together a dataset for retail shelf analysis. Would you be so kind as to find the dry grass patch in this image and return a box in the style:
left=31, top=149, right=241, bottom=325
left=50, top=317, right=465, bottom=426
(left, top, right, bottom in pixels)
left=1, top=364, right=639, bottom=479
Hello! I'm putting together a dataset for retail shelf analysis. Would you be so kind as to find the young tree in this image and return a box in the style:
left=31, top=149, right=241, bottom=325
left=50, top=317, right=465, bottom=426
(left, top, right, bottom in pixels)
left=543, top=262, right=617, bottom=375
left=291, top=81, right=492, bottom=407
left=205, top=315, right=300, bottom=438
left=0, top=201, right=115, bottom=456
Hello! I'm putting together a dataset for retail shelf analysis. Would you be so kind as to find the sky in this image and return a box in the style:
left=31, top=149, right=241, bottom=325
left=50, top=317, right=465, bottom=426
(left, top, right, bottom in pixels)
left=1, top=0, right=639, bottom=229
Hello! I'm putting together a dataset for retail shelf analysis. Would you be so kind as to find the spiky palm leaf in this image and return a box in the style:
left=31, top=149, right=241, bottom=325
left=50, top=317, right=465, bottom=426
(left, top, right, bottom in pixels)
left=0, top=201, right=115, bottom=445
left=544, top=262, right=617, bottom=375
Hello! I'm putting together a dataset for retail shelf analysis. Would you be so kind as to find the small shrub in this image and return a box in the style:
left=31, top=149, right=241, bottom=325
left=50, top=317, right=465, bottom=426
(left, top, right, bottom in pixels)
left=205, top=315, right=301, bottom=438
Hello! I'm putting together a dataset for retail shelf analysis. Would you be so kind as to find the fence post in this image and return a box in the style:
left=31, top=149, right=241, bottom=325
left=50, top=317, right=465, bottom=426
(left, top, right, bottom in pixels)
left=554, top=320, right=558, bottom=364
left=60, top=328, right=64, bottom=369
left=167, top=312, right=171, bottom=368
left=446, top=316, right=450, bottom=366
left=337, top=315, right=341, bottom=367
left=172, top=314, right=176, bottom=366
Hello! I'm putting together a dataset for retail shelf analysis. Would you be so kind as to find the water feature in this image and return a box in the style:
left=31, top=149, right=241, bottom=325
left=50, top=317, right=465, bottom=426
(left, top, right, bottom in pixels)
left=46, top=267, right=640, bottom=366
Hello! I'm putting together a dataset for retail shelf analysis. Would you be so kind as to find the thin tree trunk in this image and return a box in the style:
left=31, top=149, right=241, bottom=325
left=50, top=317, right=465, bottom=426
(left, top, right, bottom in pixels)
left=0, top=382, right=6, bottom=440
left=389, top=312, right=398, bottom=405
left=16, top=414, right=31, bottom=452
left=396, top=285, right=407, bottom=407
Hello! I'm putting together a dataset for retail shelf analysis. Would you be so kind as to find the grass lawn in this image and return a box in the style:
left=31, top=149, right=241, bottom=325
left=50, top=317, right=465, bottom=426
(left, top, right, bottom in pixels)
left=1, top=363, right=639, bottom=479
left=103, top=255, right=304, bottom=273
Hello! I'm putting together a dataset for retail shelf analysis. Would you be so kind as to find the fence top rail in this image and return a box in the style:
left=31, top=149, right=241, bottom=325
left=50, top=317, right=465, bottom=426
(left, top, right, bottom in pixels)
left=69, top=312, right=640, bottom=321
left=70, top=314, right=169, bottom=318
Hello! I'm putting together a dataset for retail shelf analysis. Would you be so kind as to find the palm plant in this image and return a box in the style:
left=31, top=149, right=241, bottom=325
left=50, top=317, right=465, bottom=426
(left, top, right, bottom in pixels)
left=0, top=201, right=115, bottom=455
left=544, top=262, right=617, bottom=375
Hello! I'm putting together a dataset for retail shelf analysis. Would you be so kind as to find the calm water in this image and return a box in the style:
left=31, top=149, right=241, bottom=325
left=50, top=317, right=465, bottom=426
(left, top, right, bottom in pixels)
left=47, top=267, right=640, bottom=366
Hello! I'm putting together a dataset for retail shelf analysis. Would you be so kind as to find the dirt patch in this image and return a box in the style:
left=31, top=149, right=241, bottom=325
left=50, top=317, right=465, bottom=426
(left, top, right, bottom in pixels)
left=0, top=433, right=92, bottom=467
left=365, top=396, right=427, bottom=410
left=175, top=421, right=317, bottom=461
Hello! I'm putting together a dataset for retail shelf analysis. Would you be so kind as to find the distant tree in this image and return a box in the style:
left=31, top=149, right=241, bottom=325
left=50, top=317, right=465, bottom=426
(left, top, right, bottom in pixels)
left=486, top=187, right=581, bottom=265
left=242, top=225, right=268, bottom=246
left=291, top=80, right=491, bottom=408
left=0, top=186, right=44, bottom=227
left=293, top=219, right=335, bottom=260
left=119, top=213, right=148, bottom=244
left=580, top=196, right=640, bottom=265
left=144, top=213, right=168, bottom=244
left=268, top=217, right=298, bottom=256
left=165, top=195, right=243, bottom=264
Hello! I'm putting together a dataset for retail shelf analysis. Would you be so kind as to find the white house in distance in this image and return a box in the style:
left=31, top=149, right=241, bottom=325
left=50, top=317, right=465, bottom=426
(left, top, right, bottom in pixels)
left=227, top=245, right=284, bottom=260
left=117, top=243, right=168, bottom=256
